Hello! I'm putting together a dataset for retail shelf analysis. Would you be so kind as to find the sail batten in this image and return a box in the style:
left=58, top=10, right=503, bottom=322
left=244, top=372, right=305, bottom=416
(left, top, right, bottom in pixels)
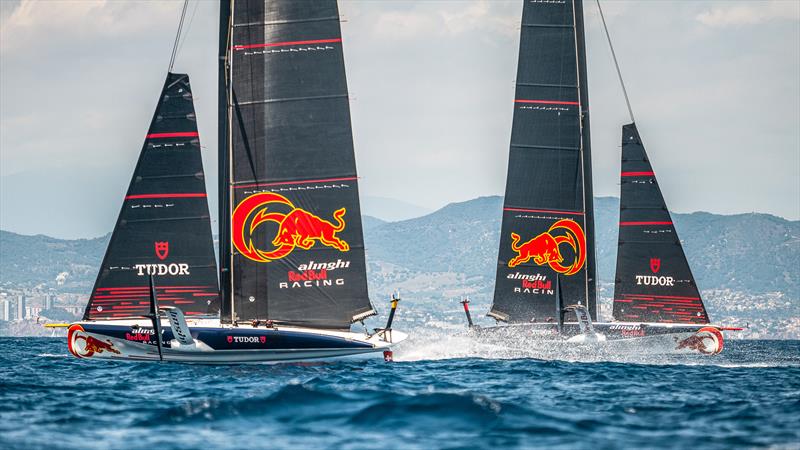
left=221, top=0, right=373, bottom=329
left=490, top=0, right=595, bottom=323
left=83, top=73, right=220, bottom=321
left=612, top=123, right=709, bottom=324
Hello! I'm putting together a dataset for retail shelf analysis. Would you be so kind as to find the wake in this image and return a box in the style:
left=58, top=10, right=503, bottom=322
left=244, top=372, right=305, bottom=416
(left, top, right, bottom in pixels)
left=391, top=322, right=800, bottom=368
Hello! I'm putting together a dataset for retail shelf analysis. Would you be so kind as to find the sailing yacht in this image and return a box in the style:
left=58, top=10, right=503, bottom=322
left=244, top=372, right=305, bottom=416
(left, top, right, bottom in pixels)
left=467, top=0, right=738, bottom=354
left=66, top=1, right=406, bottom=363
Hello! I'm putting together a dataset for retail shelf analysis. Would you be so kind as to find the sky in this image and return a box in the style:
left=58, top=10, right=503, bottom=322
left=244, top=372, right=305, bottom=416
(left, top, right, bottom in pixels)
left=1, top=0, right=798, bottom=239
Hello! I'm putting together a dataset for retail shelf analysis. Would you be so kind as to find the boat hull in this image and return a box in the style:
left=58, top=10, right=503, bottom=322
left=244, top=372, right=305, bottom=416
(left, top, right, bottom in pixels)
left=67, top=319, right=406, bottom=364
left=472, top=322, right=726, bottom=355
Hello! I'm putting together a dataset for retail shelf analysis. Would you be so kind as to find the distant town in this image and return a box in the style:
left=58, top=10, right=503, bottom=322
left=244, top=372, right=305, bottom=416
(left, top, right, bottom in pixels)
left=1, top=277, right=798, bottom=340
left=0, top=283, right=84, bottom=335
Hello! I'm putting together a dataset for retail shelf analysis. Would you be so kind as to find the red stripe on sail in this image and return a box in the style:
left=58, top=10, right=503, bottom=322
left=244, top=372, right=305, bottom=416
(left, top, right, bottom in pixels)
left=622, top=294, right=700, bottom=301
left=515, top=99, right=580, bottom=106
left=234, top=38, right=342, bottom=50
left=96, top=285, right=215, bottom=290
left=621, top=171, right=655, bottom=177
left=235, top=177, right=358, bottom=190
left=146, top=132, right=199, bottom=139
left=504, top=207, right=584, bottom=216
left=619, top=221, right=673, bottom=226
left=125, top=193, right=207, bottom=200
left=622, top=298, right=701, bottom=304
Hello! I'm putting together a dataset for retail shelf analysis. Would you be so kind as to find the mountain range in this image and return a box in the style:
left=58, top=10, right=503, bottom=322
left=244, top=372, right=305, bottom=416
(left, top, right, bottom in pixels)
left=1, top=196, right=798, bottom=299
left=365, top=196, right=799, bottom=298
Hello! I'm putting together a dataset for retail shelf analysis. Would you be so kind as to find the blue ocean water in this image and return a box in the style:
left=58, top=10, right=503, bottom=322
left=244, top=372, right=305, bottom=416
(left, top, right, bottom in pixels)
left=0, top=337, right=798, bottom=449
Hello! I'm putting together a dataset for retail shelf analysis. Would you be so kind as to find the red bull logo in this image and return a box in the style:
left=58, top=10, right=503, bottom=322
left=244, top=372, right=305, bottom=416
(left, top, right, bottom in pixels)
left=67, top=324, right=122, bottom=358
left=676, top=327, right=723, bottom=355
left=508, top=219, right=586, bottom=276
left=232, top=192, right=349, bottom=263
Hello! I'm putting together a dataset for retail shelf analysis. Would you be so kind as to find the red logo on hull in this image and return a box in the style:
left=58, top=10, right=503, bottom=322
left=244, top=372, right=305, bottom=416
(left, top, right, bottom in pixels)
left=67, top=324, right=121, bottom=358
left=155, top=241, right=169, bottom=260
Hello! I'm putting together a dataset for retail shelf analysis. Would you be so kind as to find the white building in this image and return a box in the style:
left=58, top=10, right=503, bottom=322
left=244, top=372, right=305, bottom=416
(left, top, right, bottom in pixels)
left=15, top=295, right=26, bottom=321
left=1, top=300, right=9, bottom=321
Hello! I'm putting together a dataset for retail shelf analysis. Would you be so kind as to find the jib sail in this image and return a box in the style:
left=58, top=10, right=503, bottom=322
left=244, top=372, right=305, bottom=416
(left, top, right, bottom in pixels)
left=489, top=0, right=597, bottom=323
left=220, top=0, right=374, bottom=329
left=83, top=73, right=220, bottom=321
left=612, top=123, right=709, bottom=324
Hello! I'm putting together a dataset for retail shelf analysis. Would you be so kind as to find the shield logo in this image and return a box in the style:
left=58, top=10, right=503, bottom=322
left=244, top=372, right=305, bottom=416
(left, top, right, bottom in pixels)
left=226, top=336, right=233, bottom=344
left=650, top=257, right=661, bottom=274
left=259, top=336, right=266, bottom=344
left=155, top=241, right=169, bottom=261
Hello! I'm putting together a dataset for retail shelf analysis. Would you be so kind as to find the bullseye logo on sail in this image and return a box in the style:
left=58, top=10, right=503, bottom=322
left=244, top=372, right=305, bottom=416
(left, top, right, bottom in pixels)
left=508, top=219, right=586, bottom=275
left=231, top=192, right=350, bottom=263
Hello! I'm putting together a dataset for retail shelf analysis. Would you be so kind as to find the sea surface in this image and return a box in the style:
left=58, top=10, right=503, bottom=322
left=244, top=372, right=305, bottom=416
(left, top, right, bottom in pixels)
left=0, top=337, right=798, bottom=449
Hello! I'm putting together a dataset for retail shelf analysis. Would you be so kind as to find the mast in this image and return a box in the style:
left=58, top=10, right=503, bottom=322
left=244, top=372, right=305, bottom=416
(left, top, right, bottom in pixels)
left=223, top=0, right=374, bottom=329
left=574, top=0, right=597, bottom=319
left=489, top=0, right=594, bottom=323
left=612, top=124, right=710, bottom=324
left=84, top=73, right=220, bottom=320
left=218, top=0, right=232, bottom=322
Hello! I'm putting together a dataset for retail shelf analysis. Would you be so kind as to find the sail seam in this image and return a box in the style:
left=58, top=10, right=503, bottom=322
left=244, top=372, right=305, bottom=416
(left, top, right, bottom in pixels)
left=510, top=144, right=579, bottom=151
left=235, top=94, right=347, bottom=106
left=515, top=99, right=579, bottom=105
left=619, top=221, right=673, bottom=226
left=517, top=82, right=579, bottom=88
left=234, top=16, right=339, bottom=27
left=125, top=193, right=206, bottom=199
left=504, top=207, right=584, bottom=216
left=234, top=176, right=357, bottom=189
left=136, top=174, right=205, bottom=180
left=122, top=216, right=210, bottom=224
left=234, top=38, right=341, bottom=50
left=521, top=23, right=572, bottom=28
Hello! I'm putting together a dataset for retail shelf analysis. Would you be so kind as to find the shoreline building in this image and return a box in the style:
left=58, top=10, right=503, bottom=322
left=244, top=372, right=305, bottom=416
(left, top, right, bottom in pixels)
left=15, top=295, right=26, bottom=321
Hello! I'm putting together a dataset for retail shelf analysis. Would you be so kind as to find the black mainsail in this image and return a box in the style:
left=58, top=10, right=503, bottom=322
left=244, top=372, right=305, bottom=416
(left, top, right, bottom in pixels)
left=489, top=0, right=597, bottom=323
left=83, top=73, right=220, bottom=320
left=220, top=0, right=374, bottom=329
left=612, top=123, right=709, bottom=324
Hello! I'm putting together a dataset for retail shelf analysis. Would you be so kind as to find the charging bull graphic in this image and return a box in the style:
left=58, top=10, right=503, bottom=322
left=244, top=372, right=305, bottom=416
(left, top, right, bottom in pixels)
left=68, top=324, right=121, bottom=358
left=232, top=192, right=349, bottom=263
left=508, top=219, right=586, bottom=275
left=676, top=327, right=723, bottom=355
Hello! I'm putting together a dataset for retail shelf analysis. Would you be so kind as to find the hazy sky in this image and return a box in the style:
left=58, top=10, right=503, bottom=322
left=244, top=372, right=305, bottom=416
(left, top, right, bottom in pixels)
left=1, top=0, right=798, bottom=239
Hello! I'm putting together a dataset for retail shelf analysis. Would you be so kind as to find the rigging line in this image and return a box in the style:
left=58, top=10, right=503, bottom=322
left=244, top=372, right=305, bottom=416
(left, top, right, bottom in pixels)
left=168, top=0, right=190, bottom=73
left=176, top=0, right=200, bottom=57
left=595, top=0, right=635, bottom=124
